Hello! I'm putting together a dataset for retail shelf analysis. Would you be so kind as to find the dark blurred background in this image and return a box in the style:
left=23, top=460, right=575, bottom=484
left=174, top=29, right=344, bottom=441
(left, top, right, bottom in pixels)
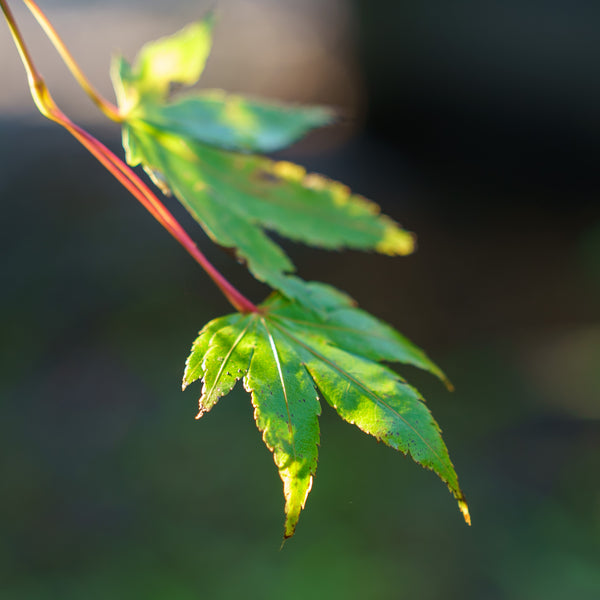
left=1, top=1, right=599, bottom=598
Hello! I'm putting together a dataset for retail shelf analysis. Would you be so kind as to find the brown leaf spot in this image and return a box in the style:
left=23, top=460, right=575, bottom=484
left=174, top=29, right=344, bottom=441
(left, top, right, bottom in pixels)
left=254, top=169, right=281, bottom=185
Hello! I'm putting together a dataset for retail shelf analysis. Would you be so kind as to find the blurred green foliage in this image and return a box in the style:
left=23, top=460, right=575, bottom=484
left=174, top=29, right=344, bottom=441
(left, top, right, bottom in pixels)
left=1, top=123, right=599, bottom=599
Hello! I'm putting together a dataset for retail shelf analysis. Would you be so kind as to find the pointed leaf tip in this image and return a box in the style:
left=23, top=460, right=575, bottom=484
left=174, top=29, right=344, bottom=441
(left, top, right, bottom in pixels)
left=459, top=499, right=471, bottom=526
left=125, top=13, right=216, bottom=99
left=375, top=223, right=416, bottom=256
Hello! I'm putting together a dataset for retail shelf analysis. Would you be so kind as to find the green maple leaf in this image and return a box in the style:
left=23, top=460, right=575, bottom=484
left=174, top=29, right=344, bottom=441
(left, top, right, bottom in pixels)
left=183, top=280, right=470, bottom=539
left=110, top=15, right=415, bottom=305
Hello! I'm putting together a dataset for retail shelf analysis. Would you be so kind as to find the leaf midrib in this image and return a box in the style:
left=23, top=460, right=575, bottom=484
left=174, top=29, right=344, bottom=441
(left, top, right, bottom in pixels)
left=203, top=314, right=257, bottom=407
left=260, top=316, right=297, bottom=461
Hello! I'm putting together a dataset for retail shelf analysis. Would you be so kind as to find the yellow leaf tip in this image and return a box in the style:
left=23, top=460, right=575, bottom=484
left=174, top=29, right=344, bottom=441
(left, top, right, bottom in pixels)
left=459, top=500, right=471, bottom=526
left=375, top=227, right=416, bottom=256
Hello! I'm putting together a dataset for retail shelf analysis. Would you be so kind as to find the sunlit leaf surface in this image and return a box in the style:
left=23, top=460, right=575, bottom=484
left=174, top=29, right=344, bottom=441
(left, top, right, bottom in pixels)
left=111, top=16, right=415, bottom=306
left=183, top=281, right=469, bottom=538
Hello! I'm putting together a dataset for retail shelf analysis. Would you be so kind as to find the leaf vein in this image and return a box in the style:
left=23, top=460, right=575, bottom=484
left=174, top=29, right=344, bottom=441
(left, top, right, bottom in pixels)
left=198, top=314, right=257, bottom=417
left=271, top=320, right=446, bottom=468
left=260, top=316, right=297, bottom=461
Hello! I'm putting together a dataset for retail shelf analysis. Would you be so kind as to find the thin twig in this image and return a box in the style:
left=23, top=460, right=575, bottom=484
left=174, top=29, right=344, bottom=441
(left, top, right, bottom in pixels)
left=23, top=0, right=122, bottom=122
